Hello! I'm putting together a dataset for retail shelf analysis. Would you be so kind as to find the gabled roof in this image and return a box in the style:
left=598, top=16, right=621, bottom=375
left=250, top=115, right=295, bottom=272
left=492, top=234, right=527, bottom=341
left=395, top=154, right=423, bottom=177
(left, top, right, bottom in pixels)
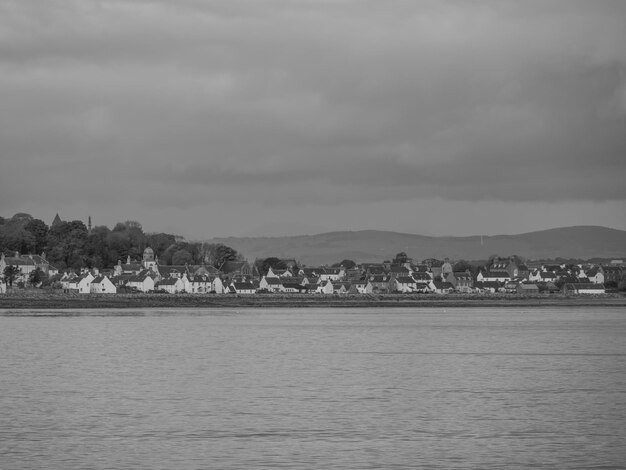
left=412, top=272, right=432, bottom=281
left=474, top=281, right=501, bottom=289
left=263, top=277, right=283, bottom=286
left=517, top=283, right=539, bottom=291
left=453, top=272, right=472, bottom=280
left=232, top=282, right=256, bottom=290
left=390, top=265, right=409, bottom=273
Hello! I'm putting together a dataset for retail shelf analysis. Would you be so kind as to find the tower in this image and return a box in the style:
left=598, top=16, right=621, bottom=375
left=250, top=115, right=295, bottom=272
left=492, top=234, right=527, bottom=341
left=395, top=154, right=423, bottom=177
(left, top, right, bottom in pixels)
left=143, top=247, right=156, bottom=269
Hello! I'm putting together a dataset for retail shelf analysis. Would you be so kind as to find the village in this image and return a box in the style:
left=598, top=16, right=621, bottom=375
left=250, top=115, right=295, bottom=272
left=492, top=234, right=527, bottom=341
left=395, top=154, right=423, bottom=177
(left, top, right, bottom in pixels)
left=1, top=247, right=622, bottom=297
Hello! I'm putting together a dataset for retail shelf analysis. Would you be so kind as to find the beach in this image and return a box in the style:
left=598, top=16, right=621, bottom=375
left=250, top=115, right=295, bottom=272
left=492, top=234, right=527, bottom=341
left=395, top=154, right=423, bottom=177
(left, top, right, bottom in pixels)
left=1, top=290, right=625, bottom=310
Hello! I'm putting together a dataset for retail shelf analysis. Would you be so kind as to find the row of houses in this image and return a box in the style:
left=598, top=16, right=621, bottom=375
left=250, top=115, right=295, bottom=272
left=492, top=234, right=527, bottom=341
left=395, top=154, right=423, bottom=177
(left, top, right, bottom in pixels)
left=2, top=249, right=623, bottom=295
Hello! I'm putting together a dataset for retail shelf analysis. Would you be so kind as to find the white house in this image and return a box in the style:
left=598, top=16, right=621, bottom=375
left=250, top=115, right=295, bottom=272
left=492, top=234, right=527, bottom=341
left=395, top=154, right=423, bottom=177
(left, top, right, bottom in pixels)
left=432, top=281, right=454, bottom=294
left=229, top=282, right=256, bottom=294
left=126, top=273, right=155, bottom=293
left=318, top=267, right=345, bottom=282
left=392, top=276, right=418, bottom=293
left=187, top=274, right=212, bottom=293
left=476, top=271, right=511, bottom=283
left=562, top=283, right=606, bottom=295
left=157, top=277, right=185, bottom=294
left=267, top=267, right=292, bottom=279
left=67, top=272, right=94, bottom=294
left=349, top=281, right=374, bottom=294
left=585, top=267, right=605, bottom=285
left=317, top=280, right=335, bottom=294
left=211, top=277, right=226, bottom=294
left=259, top=276, right=284, bottom=293
left=0, top=279, right=6, bottom=294
left=90, top=275, right=117, bottom=294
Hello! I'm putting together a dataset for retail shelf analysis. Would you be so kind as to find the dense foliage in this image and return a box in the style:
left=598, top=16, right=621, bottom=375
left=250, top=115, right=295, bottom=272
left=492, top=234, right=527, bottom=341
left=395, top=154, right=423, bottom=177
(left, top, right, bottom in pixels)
left=0, top=213, right=241, bottom=271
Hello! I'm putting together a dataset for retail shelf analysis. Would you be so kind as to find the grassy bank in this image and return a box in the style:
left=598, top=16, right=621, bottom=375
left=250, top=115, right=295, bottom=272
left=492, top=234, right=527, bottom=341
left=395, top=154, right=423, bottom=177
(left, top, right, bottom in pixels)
left=1, top=290, right=626, bottom=309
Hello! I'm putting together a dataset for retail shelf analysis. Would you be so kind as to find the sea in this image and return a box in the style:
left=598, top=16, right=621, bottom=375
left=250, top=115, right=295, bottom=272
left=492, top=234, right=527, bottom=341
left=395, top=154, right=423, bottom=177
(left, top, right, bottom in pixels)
left=1, top=307, right=625, bottom=469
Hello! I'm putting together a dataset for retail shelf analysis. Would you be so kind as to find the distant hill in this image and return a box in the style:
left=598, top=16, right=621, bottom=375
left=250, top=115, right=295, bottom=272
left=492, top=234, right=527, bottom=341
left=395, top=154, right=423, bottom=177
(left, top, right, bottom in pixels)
left=204, top=226, right=626, bottom=265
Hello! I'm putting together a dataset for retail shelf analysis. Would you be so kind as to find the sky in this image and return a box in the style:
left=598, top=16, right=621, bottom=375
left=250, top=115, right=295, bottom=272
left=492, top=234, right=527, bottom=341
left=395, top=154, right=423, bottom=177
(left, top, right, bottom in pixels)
left=1, top=0, right=625, bottom=239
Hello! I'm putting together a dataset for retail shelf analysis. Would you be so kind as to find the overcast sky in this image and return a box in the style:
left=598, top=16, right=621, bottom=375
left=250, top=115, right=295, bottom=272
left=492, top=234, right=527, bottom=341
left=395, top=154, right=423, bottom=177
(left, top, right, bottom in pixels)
left=1, top=0, right=625, bottom=238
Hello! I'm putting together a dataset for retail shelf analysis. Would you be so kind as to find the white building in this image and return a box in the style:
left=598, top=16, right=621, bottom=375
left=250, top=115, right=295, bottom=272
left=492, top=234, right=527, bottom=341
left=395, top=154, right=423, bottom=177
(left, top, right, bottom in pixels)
left=90, top=275, right=117, bottom=294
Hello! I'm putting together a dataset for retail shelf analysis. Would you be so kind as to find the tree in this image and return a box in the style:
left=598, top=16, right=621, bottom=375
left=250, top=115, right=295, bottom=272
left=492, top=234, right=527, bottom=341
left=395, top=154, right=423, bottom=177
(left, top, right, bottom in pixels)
left=25, top=218, right=49, bottom=254
left=29, top=267, right=45, bottom=287
left=258, top=257, right=287, bottom=275
left=453, top=260, right=473, bottom=273
left=211, top=244, right=240, bottom=270
left=393, top=252, right=408, bottom=264
left=3, top=265, right=20, bottom=287
left=172, top=249, right=193, bottom=265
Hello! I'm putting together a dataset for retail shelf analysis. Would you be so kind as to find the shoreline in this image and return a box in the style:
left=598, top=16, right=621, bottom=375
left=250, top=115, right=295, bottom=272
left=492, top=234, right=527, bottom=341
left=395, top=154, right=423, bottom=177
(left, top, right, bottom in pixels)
left=1, top=291, right=625, bottom=309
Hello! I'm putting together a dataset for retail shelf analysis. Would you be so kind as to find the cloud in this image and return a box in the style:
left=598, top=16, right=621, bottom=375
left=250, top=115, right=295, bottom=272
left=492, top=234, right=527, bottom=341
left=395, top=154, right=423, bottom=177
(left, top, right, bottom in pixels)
left=1, top=0, right=625, bottom=232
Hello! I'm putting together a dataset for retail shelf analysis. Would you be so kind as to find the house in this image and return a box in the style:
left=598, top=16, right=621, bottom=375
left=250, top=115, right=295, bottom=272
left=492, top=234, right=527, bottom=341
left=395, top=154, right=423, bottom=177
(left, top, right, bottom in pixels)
left=473, top=281, right=502, bottom=293
left=392, top=276, right=418, bottom=293
left=540, top=272, right=558, bottom=282
left=126, top=272, right=156, bottom=292
left=259, top=276, right=284, bottom=293
left=318, top=267, right=345, bottom=282
left=281, top=282, right=309, bottom=293
left=112, top=256, right=144, bottom=277
left=90, top=275, right=117, bottom=294
left=368, top=275, right=390, bottom=293
left=301, top=275, right=320, bottom=287
left=476, top=271, right=510, bottom=283
left=211, top=276, right=226, bottom=294
left=536, top=281, right=559, bottom=293
left=489, top=258, right=519, bottom=278
left=516, top=283, right=539, bottom=295
left=187, top=274, right=212, bottom=293
left=432, top=281, right=454, bottom=294
left=333, top=282, right=351, bottom=295
left=517, top=264, right=530, bottom=280
left=562, top=283, right=606, bottom=295
left=504, top=280, right=519, bottom=293
left=441, top=259, right=453, bottom=277
left=0, top=279, right=6, bottom=294
left=0, top=252, right=57, bottom=276
left=267, top=267, right=292, bottom=278
left=412, top=272, right=433, bottom=282
left=157, top=265, right=187, bottom=280
left=157, top=277, right=185, bottom=294
left=451, top=272, right=473, bottom=292
left=349, top=281, right=374, bottom=294
left=67, top=272, right=94, bottom=294
left=601, top=266, right=623, bottom=285
left=363, top=264, right=387, bottom=277
left=317, top=280, right=335, bottom=295
left=389, top=265, right=411, bottom=277
left=414, top=283, right=431, bottom=293
left=585, top=267, right=605, bottom=284
left=229, top=281, right=257, bottom=294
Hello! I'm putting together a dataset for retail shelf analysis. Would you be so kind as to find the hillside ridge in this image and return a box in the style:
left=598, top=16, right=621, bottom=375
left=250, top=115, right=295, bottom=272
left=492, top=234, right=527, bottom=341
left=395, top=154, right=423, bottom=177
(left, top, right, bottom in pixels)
left=203, top=225, right=626, bottom=265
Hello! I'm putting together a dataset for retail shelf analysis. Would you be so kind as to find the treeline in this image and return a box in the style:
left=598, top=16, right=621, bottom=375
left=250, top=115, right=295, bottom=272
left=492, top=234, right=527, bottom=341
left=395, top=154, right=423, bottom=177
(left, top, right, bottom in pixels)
left=0, top=213, right=241, bottom=271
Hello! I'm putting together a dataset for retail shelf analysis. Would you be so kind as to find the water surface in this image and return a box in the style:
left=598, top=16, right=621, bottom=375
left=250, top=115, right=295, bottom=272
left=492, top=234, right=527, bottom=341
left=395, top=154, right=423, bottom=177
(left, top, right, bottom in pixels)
left=1, top=307, right=625, bottom=469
